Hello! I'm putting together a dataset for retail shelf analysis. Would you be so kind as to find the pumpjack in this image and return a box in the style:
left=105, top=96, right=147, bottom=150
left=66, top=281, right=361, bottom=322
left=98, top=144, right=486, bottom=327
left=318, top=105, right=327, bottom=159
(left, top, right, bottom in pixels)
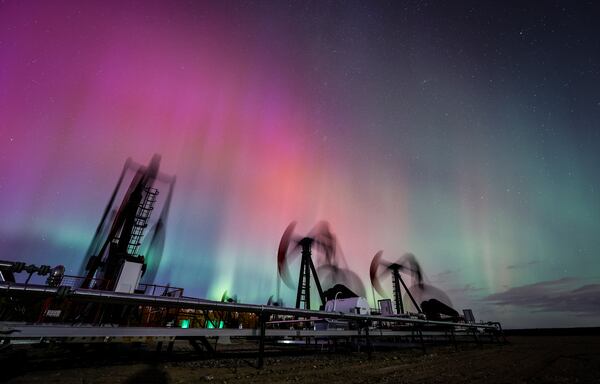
left=370, top=251, right=423, bottom=315
left=277, top=222, right=337, bottom=310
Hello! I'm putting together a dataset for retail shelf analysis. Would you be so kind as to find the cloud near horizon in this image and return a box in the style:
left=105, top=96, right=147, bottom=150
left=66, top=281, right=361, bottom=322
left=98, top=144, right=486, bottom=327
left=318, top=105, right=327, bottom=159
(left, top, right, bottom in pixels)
left=483, top=277, right=600, bottom=316
left=506, top=260, right=540, bottom=270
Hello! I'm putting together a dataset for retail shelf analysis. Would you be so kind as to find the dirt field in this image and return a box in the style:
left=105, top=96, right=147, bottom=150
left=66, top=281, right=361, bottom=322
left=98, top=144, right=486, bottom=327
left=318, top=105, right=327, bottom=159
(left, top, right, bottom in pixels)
left=2, top=335, right=599, bottom=383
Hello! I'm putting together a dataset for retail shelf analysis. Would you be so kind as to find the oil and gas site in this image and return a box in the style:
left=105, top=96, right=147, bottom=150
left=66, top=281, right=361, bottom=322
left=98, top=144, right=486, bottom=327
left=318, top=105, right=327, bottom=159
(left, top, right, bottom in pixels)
left=0, top=156, right=504, bottom=369
left=3, top=1, right=600, bottom=382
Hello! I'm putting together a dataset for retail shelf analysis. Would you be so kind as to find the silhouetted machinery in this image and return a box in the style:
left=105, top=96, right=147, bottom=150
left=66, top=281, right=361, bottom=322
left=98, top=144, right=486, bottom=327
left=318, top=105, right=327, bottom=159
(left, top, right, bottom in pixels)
left=277, top=221, right=368, bottom=312
left=80, top=154, right=175, bottom=293
left=370, top=251, right=461, bottom=321
left=0, top=155, right=503, bottom=350
left=0, top=261, right=65, bottom=287
left=0, top=155, right=180, bottom=325
left=370, top=251, right=423, bottom=315
left=277, top=222, right=331, bottom=310
left=421, top=298, right=459, bottom=321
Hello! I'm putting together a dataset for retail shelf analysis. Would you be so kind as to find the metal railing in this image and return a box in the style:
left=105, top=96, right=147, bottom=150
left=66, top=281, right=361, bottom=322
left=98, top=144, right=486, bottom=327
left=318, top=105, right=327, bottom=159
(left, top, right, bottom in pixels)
left=0, top=281, right=506, bottom=370
left=0, top=282, right=500, bottom=331
left=60, top=275, right=111, bottom=290
left=135, top=283, right=184, bottom=297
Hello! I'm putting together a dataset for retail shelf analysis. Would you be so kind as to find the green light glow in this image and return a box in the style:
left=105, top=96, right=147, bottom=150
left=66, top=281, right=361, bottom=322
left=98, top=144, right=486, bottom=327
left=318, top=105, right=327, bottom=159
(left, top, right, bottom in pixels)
left=206, top=320, right=224, bottom=329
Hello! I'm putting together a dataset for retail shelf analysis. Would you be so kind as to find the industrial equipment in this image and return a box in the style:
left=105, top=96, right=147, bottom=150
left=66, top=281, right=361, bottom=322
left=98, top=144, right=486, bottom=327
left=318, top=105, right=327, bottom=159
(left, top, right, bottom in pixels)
left=0, top=156, right=505, bottom=369
left=80, top=154, right=175, bottom=292
left=277, top=222, right=332, bottom=310
left=370, top=251, right=423, bottom=315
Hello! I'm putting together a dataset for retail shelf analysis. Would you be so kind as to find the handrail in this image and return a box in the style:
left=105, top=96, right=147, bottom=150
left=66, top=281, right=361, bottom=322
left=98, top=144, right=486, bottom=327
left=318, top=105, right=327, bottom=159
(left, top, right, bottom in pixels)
left=0, top=282, right=499, bottom=330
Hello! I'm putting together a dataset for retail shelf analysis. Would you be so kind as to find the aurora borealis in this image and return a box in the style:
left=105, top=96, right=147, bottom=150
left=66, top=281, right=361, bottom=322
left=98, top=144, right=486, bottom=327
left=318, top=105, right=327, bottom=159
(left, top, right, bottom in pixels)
left=1, top=1, right=599, bottom=328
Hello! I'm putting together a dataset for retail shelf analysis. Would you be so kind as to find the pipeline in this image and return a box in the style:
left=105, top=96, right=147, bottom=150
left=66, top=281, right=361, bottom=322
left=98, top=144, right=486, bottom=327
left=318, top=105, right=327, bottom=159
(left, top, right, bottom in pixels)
left=0, top=282, right=498, bottom=330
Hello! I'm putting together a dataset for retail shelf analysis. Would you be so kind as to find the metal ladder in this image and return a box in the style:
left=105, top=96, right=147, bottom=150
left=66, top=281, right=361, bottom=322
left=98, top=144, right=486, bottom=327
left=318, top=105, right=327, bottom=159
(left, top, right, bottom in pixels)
left=127, top=187, right=158, bottom=256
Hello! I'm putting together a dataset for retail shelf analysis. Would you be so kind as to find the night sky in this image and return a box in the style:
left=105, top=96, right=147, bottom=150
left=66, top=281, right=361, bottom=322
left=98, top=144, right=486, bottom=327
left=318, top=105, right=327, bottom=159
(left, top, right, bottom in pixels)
left=1, top=1, right=599, bottom=328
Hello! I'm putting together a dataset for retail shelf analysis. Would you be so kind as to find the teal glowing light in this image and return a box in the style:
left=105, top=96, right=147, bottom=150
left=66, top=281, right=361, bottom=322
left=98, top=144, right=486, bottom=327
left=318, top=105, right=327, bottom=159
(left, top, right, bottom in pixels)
left=206, top=320, right=224, bottom=329
left=180, top=319, right=190, bottom=329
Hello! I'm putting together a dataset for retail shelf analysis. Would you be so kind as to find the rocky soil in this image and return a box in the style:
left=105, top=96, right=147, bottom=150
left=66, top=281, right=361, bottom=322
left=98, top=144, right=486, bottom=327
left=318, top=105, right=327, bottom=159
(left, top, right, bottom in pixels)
left=2, top=335, right=599, bottom=383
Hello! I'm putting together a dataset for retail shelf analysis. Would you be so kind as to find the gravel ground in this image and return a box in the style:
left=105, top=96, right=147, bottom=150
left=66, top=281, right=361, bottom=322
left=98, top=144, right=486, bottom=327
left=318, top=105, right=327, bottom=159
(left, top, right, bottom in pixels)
left=2, top=335, right=599, bottom=383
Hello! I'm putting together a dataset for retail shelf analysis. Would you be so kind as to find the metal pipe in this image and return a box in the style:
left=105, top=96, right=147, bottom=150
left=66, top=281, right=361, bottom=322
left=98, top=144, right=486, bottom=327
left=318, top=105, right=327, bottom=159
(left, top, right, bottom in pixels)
left=0, top=282, right=497, bottom=330
left=333, top=291, right=342, bottom=311
left=0, top=261, right=16, bottom=268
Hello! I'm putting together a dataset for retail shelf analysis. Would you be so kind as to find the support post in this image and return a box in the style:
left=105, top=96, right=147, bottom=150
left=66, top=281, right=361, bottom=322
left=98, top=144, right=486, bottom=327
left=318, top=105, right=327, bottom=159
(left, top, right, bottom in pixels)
left=471, top=327, right=482, bottom=347
left=364, top=321, right=372, bottom=359
left=414, top=325, right=425, bottom=354
left=392, top=269, right=404, bottom=314
left=397, top=274, right=421, bottom=313
left=257, top=312, right=268, bottom=369
left=295, top=257, right=305, bottom=309
left=308, top=256, right=325, bottom=307
left=450, top=327, right=458, bottom=351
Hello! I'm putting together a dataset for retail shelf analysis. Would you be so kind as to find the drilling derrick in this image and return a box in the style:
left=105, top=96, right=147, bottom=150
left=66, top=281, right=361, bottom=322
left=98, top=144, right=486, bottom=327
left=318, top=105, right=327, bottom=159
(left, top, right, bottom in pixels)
left=80, top=155, right=168, bottom=293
